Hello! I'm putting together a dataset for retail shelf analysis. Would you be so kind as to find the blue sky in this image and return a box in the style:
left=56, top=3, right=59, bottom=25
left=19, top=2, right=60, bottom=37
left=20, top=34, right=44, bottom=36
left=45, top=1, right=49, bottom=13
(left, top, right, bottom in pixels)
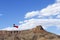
left=0, top=0, right=55, bottom=28
left=0, top=0, right=60, bottom=35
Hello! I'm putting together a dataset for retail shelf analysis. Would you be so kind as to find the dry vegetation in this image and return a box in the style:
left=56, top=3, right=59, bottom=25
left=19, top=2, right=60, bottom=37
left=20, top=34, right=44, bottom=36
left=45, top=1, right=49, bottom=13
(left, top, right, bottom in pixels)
left=0, top=25, right=60, bottom=40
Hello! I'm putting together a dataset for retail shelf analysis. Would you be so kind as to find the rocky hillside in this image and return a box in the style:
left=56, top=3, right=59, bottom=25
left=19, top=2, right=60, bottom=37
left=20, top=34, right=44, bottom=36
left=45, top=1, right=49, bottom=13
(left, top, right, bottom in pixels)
left=0, top=25, right=60, bottom=40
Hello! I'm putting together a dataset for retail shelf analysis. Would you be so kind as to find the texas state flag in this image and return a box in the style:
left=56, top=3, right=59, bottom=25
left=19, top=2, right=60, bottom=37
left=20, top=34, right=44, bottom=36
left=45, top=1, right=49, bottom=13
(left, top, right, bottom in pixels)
left=13, top=24, right=18, bottom=28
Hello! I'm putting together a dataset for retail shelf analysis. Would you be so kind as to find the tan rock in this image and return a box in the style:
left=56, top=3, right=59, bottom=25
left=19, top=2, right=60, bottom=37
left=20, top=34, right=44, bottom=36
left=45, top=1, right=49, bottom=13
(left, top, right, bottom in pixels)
left=0, top=25, right=60, bottom=40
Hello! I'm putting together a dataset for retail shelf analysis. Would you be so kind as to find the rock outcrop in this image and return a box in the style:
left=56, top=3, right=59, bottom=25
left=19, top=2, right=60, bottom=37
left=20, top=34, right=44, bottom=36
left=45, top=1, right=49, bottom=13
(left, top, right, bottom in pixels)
left=0, top=25, right=60, bottom=40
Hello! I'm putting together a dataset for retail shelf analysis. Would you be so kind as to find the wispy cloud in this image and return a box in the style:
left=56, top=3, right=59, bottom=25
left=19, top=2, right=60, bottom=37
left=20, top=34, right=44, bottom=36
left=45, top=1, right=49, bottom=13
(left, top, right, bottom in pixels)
left=1, top=19, right=60, bottom=30
left=1, top=27, right=18, bottom=31
left=22, top=0, right=60, bottom=30
left=25, top=0, right=60, bottom=19
left=19, top=19, right=60, bottom=29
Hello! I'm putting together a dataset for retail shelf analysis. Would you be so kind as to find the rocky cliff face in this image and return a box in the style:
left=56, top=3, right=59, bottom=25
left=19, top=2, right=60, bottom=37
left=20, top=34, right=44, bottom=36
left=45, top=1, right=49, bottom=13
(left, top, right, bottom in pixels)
left=0, top=25, right=60, bottom=40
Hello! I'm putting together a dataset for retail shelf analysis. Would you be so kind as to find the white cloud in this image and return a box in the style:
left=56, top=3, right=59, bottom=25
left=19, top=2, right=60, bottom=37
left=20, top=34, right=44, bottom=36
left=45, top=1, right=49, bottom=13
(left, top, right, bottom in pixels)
left=25, top=11, right=39, bottom=18
left=22, top=0, right=60, bottom=30
left=20, top=19, right=60, bottom=29
left=1, top=27, right=18, bottom=31
left=19, top=21, right=23, bottom=24
left=40, top=3, right=60, bottom=16
left=25, top=0, right=60, bottom=19
left=1, top=19, right=60, bottom=30
left=19, top=20, right=29, bottom=24
left=56, top=0, right=60, bottom=3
